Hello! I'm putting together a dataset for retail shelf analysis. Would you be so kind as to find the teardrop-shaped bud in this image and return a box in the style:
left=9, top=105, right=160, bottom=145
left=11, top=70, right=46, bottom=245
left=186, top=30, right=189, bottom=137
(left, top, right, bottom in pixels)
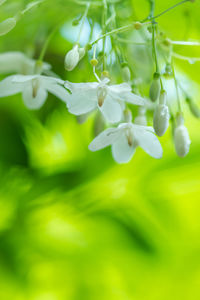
left=0, top=17, right=16, bottom=36
left=149, top=72, right=161, bottom=102
left=186, top=97, right=200, bottom=118
left=174, top=115, right=191, bottom=157
left=64, top=45, right=80, bottom=71
left=122, top=65, right=131, bottom=82
left=153, top=104, right=170, bottom=136
left=153, top=91, right=170, bottom=136
left=78, top=47, right=86, bottom=60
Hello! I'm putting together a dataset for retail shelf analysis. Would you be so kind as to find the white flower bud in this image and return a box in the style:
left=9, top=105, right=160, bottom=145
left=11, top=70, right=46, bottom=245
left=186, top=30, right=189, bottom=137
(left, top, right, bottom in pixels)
left=122, top=66, right=131, bottom=82
left=174, top=115, right=191, bottom=157
left=149, top=73, right=161, bottom=102
left=78, top=47, right=86, bottom=60
left=153, top=91, right=170, bottom=136
left=64, top=45, right=80, bottom=71
left=0, top=18, right=16, bottom=36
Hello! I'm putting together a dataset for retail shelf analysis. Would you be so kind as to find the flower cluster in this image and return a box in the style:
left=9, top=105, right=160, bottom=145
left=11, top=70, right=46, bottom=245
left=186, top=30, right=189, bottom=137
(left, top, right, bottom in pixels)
left=0, top=0, right=198, bottom=164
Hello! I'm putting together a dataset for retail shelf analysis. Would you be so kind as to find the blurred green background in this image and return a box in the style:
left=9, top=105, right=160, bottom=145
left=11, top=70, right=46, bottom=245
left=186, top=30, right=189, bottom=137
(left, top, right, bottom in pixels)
left=1, top=0, right=200, bottom=299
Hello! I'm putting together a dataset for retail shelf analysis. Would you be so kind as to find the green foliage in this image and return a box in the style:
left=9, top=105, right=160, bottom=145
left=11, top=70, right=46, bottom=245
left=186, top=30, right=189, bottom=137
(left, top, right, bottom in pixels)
left=0, top=0, right=200, bottom=299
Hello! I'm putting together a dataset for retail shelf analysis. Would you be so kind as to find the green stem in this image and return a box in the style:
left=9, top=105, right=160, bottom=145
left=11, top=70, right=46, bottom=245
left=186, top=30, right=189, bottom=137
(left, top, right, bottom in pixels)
left=38, top=25, right=59, bottom=62
left=102, top=0, right=108, bottom=70
left=142, top=0, right=190, bottom=22
left=77, top=2, right=90, bottom=43
left=152, top=22, right=159, bottom=73
left=91, top=23, right=135, bottom=46
left=172, top=61, right=182, bottom=113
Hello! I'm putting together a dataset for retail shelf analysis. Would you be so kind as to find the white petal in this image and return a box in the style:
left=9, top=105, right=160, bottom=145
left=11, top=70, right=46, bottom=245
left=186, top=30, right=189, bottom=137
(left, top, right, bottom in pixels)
left=89, top=128, right=121, bottom=151
left=67, top=88, right=97, bottom=115
left=0, top=52, right=51, bottom=75
left=0, top=75, right=24, bottom=97
left=43, top=79, right=69, bottom=102
left=22, top=82, right=47, bottom=110
left=0, top=52, right=25, bottom=74
left=133, top=128, right=163, bottom=159
left=109, top=83, right=131, bottom=94
left=64, top=81, right=98, bottom=92
left=132, top=124, right=155, bottom=133
left=122, top=92, right=145, bottom=106
left=12, top=75, right=39, bottom=83
left=100, top=95, right=123, bottom=123
left=112, top=132, right=136, bottom=164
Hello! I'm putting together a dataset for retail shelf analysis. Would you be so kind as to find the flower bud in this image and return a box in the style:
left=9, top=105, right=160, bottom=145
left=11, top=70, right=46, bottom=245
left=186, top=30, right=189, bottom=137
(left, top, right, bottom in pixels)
left=153, top=91, right=170, bottom=136
left=90, top=58, right=98, bottom=67
left=101, top=70, right=110, bottom=80
left=64, top=45, right=80, bottom=71
left=0, top=17, right=16, bottom=36
left=174, top=115, right=191, bottom=157
left=122, top=65, right=131, bottom=82
left=78, top=48, right=86, bottom=60
left=186, top=97, right=200, bottom=118
left=149, top=73, right=161, bottom=102
left=134, top=22, right=142, bottom=30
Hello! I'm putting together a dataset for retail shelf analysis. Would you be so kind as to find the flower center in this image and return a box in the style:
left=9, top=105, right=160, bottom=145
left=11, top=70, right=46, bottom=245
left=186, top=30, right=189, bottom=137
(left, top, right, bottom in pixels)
left=97, top=86, right=107, bottom=107
left=125, top=128, right=138, bottom=147
left=31, top=78, right=40, bottom=98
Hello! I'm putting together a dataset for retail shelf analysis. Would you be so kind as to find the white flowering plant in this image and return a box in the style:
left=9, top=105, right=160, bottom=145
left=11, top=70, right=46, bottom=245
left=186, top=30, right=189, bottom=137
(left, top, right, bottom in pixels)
left=0, top=0, right=199, bottom=164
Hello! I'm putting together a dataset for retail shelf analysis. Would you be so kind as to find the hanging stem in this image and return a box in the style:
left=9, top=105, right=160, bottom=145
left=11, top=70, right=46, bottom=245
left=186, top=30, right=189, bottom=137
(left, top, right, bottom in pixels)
left=77, top=2, right=90, bottom=43
left=38, top=23, right=60, bottom=62
left=152, top=22, right=159, bottom=73
left=172, top=61, right=183, bottom=113
left=142, top=0, right=190, bottom=22
left=102, top=0, right=108, bottom=70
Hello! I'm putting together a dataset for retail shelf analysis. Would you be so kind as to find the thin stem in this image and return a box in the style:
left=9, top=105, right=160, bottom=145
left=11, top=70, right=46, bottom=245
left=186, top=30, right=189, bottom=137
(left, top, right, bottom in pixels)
left=152, top=22, right=159, bottom=73
left=22, top=0, right=46, bottom=14
left=91, top=22, right=151, bottom=46
left=172, top=61, right=182, bottom=113
left=77, top=2, right=90, bottom=43
left=171, top=40, right=200, bottom=46
left=102, top=0, right=108, bottom=70
left=93, top=66, right=101, bottom=82
left=172, top=52, right=200, bottom=62
left=116, top=37, right=148, bottom=45
left=39, top=23, right=60, bottom=62
left=142, top=0, right=190, bottom=22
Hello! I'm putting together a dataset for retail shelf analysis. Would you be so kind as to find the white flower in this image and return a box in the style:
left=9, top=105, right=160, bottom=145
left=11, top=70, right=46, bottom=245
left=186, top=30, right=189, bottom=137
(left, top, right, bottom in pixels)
left=65, top=79, right=145, bottom=123
left=0, top=52, right=51, bottom=75
left=0, top=75, right=69, bottom=110
left=174, top=115, right=191, bottom=157
left=89, top=122, right=163, bottom=163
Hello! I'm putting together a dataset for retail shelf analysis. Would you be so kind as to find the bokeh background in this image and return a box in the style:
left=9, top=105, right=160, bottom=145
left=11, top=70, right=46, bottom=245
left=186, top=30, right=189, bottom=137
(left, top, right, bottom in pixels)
left=0, top=0, right=200, bottom=299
